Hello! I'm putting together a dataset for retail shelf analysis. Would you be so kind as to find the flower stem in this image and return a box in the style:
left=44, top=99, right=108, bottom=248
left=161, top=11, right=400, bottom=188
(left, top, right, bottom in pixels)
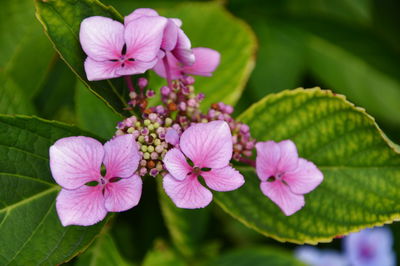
left=163, top=56, right=173, bottom=89
left=124, top=75, right=135, bottom=92
left=239, top=157, right=256, bottom=168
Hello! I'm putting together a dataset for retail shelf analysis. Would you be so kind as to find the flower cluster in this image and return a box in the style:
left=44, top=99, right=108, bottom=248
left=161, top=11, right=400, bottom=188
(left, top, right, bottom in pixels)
left=296, top=227, right=396, bottom=266
left=48, top=7, right=324, bottom=226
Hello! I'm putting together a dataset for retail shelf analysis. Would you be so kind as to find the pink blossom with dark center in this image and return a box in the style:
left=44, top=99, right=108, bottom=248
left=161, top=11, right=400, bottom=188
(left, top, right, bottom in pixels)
left=162, top=121, right=244, bottom=208
left=255, top=140, right=323, bottom=216
left=49, top=135, right=142, bottom=226
left=79, top=15, right=167, bottom=81
left=153, top=47, right=220, bottom=79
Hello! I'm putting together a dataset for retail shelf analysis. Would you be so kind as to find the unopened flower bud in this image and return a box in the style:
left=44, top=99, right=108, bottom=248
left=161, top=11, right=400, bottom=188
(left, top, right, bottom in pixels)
left=138, top=77, right=148, bottom=88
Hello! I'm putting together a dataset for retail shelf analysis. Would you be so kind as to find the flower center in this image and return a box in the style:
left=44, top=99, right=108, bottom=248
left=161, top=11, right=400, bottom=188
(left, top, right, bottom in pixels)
left=359, top=243, right=375, bottom=260
left=192, top=167, right=202, bottom=176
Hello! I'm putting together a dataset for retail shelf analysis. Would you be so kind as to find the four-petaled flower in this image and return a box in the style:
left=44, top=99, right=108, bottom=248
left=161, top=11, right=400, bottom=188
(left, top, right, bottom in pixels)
left=125, top=8, right=195, bottom=66
left=80, top=15, right=167, bottom=81
left=153, top=47, right=220, bottom=79
left=50, top=135, right=142, bottom=226
left=345, top=228, right=395, bottom=266
left=162, top=121, right=245, bottom=208
left=255, top=140, right=323, bottom=216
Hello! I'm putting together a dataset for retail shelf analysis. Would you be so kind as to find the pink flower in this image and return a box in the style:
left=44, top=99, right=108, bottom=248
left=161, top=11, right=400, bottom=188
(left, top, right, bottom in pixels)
left=153, top=47, right=220, bottom=79
left=79, top=15, right=167, bottom=81
left=125, top=8, right=194, bottom=66
left=162, top=121, right=244, bottom=208
left=49, top=135, right=142, bottom=226
left=255, top=140, right=323, bottom=216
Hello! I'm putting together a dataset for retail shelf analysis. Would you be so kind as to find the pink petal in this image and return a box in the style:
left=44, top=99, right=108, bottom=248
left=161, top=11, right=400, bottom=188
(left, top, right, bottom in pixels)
left=124, top=8, right=159, bottom=25
left=80, top=16, right=124, bottom=61
left=104, top=174, right=142, bottom=212
left=180, top=121, right=233, bottom=169
left=56, top=185, right=107, bottom=226
left=184, top=47, right=220, bottom=76
left=202, top=166, right=245, bottom=192
left=165, top=128, right=180, bottom=146
left=124, top=16, right=167, bottom=62
left=255, top=141, right=281, bottom=182
left=284, top=158, right=323, bottom=194
left=152, top=52, right=183, bottom=80
left=84, top=57, right=121, bottom=81
left=161, top=19, right=179, bottom=51
left=171, top=18, right=182, bottom=27
left=163, top=148, right=191, bottom=181
left=171, top=29, right=195, bottom=66
left=50, top=136, right=103, bottom=190
left=115, top=57, right=158, bottom=76
left=277, top=140, right=299, bottom=172
left=163, top=174, right=212, bottom=209
left=260, top=181, right=305, bottom=216
left=103, top=134, right=140, bottom=179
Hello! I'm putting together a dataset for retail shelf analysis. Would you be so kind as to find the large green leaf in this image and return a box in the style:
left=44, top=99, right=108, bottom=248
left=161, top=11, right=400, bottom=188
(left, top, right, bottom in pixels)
left=157, top=180, right=210, bottom=259
left=76, top=80, right=122, bottom=139
left=215, top=88, right=400, bottom=244
left=209, top=247, right=305, bottom=266
left=76, top=232, right=132, bottom=266
left=35, top=0, right=131, bottom=116
left=0, top=73, right=36, bottom=115
left=0, top=115, right=106, bottom=264
left=149, top=2, right=257, bottom=108
left=0, top=0, right=54, bottom=99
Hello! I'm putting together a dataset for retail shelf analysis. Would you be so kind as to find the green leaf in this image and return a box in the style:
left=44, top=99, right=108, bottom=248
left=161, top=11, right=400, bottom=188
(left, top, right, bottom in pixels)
left=76, top=232, right=132, bottom=266
left=76, top=80, right=122, bottom=139
left=215, top=88, right=400, bottom=244
left=149, top=2, right=257, bottom=108
left=34, top=56, right=77, bottom=122
left=35, top=0, right=131, bottom=116
left=142, top=240, right=185, bottom=266
left=0, top=115, right=106, bottom=264
left=209, top=247, right=305, bottom=266
left=0, top=0, right=55, bottom=99
left=157, top=179, right=210, bottom=259
left=0, top=72, right=36, bottom=115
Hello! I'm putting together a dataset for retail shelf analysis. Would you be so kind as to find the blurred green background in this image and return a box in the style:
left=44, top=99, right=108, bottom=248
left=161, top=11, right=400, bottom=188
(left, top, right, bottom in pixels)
left=2, top=0, right=400, bottom=264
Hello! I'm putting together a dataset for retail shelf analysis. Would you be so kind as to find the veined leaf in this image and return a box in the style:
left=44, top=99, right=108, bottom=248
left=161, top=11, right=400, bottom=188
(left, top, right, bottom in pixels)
left=215, top=88, right=400, bottom=244
left=0, top=0, right=54, bottom=99
left=76, top=232, right=132, bottom=266
left=0, top=115, right=106, bottom=264
left=35, top=0, right=131, bottom=116
left=76, top=80, right=121, bottom=139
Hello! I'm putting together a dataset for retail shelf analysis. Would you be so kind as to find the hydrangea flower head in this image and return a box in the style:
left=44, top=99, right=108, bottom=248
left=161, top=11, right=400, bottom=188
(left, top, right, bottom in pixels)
left=80, top=15, right=167, bottom=81
left=295, top=246, right=348, bottom=266
left=255, top=140, right=323, bottom=216
left=50, top=135, right=142, bottom=226
left=344, top=228, right=395, bottom=266
left=153, top=47, right=220, bottom=79
left=162, top=121, right=245, bottom=208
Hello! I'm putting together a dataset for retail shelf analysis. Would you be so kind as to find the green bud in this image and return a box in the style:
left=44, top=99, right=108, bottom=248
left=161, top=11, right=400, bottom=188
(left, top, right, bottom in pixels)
left=154, top=139, right=161, bottom=146
left=147, top=145, right=155, bottom=153
left=153, top=122, right=160, bottom=129
left=165, top=118, right=173, bottom=127
left=144, top=119, right=151, bottom=126
left=143, top=152, right=150, bottom=160
left=135, top=121, right=141, bottom=128
left=127, top=127, right=135, bottom=133
left=138, top=135, right=145, bottom=143
left=141, top=145, right=148, bottom=152
left=147, top=124, right=154, bottom=131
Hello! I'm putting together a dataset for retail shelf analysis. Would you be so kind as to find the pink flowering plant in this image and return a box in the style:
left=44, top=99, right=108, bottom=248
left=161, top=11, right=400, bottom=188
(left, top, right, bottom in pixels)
left=1, top=0, right=400, bottom=265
